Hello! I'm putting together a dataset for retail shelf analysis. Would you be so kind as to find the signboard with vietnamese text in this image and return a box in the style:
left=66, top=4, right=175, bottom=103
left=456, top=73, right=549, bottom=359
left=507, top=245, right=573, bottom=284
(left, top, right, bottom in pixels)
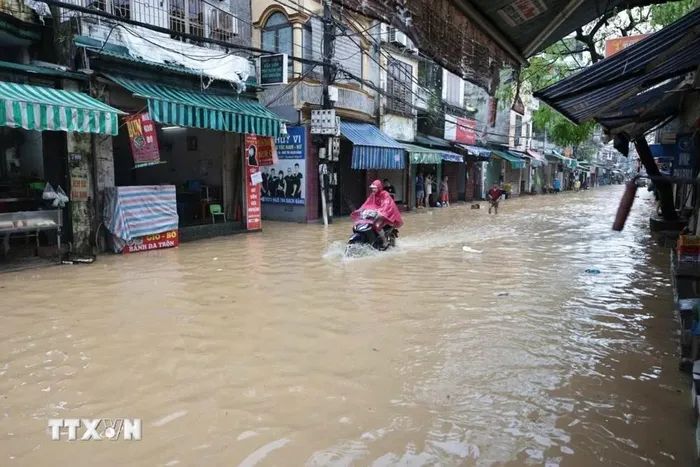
left=673, top=133, right=696, bottom=180
left=497, top=0, right=548, bottom=27
left=70, top=174, right=89, bottom=202
left=262, top=126, right=306, bottom=206
left=244, top=134, right=262, bottom=230
left=122, top=230, right=179, bottom=254
left=259, top=54, right=288, bottom=86
left=256, top=136, right=277, bottom=166
left=444, top=114, right=477, bottom=145
left=604, top=35, right=648, bottom=58
left=125, top=112, right=161, bottom=168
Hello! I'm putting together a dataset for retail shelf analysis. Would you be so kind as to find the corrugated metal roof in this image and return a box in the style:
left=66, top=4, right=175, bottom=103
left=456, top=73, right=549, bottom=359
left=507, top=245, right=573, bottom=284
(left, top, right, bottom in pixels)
left=534, top=9, right=700, bottom=128
left=414, top=133, right=453, bottom=150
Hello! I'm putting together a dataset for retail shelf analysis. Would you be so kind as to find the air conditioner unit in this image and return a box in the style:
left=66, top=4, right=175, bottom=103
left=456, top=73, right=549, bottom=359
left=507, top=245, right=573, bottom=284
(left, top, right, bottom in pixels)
left=388, top=27, right=408, bottom=48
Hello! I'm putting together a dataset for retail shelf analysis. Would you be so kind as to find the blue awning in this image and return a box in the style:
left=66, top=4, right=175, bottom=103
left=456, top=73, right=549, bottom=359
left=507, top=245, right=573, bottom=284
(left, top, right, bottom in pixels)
left=456, top=144, right=492, bottom=160
left=340, top=122, right=405, bottom=170
left=441, top=152, right=463, bottom=163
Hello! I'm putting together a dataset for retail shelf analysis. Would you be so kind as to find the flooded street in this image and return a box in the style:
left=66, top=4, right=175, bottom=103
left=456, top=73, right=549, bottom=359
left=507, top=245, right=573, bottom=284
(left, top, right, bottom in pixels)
left=0, top=185, right=693, bottom=466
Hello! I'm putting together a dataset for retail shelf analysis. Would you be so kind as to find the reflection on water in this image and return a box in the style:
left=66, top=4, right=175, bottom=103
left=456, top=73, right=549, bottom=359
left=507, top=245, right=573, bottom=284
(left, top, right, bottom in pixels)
left=0, top=186, right=693, bottom=466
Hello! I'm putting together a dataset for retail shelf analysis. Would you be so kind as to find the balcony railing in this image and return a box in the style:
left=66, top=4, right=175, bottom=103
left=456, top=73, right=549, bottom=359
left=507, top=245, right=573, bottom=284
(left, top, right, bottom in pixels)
left=60, top=0, right=238, bottom=44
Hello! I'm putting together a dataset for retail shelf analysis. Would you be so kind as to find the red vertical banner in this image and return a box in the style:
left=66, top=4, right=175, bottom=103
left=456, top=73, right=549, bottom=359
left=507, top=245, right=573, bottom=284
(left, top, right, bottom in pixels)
left=244, top=134, right=262, bottom=230
left=125, top=112, right=160, bottom=168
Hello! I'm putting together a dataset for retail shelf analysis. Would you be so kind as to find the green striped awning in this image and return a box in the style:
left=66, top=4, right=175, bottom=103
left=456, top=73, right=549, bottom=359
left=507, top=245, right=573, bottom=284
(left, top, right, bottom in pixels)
left=108, top=75, right=282, bottom=137
left=492, top=150, right=526, bottom=169
left=403, top=143, right=443, bottom=164
left=0, top=81, right=123, bottom=135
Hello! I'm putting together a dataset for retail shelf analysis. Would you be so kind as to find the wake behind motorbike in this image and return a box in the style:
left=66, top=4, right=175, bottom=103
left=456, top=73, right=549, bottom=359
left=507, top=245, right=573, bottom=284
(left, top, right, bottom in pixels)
left=346, top=209, right=398, bottom=254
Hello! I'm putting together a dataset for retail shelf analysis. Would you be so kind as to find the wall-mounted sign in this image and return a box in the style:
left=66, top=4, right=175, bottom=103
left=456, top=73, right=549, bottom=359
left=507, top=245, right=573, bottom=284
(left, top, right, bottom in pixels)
left=605, top=35, right=648, bottom=58
left=122, top=230, right=179, bottom=254
left=673, top=133, right=696, bottom=180
left=244, top=134, right=262, bottom=230
left=70, top=174, right=89, bottom=202
left=262, top=126, right=306, bottom=206
left=498, top=0, right=548, bottom=27
left=259, top=54, right=288, bottom=86
left=124, top=112, right=160, bottom=168
left=444, top=114, right=476, bottom=145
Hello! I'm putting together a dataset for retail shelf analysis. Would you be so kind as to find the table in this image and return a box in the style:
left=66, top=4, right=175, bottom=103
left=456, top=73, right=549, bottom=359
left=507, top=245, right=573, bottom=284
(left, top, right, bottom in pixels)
left=0, top=210, right=62, bottom=258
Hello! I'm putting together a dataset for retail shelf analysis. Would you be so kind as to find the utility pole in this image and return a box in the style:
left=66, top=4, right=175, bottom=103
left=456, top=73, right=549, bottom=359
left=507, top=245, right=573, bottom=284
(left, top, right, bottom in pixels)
left=319, top=0, right=336, bottom=225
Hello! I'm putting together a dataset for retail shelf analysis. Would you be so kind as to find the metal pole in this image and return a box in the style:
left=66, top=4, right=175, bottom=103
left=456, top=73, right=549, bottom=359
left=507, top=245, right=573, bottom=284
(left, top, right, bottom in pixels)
left=322, top=0, right=335, bottom=225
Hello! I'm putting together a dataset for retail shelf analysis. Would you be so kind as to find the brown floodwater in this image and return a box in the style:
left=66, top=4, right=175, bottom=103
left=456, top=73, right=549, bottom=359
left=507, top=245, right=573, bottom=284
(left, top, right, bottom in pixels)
left=0, top=185, right=693, bottom=466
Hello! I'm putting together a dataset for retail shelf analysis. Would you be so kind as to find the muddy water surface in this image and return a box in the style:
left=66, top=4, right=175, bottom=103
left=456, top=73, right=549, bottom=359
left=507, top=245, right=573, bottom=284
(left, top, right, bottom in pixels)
left=0, top=185, right=693, bottom=466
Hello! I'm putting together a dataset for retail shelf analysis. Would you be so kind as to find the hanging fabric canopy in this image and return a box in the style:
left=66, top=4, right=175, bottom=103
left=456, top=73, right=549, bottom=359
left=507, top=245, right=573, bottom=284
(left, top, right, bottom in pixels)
left=402, top=143, right=443, bottom=164
left=455, top=144, right=492, bottom=160
left=340, top=122, right=405, bottom=170
left=547, top=151, right=578, bottom=169
left=107, top=75, right=283, bottom=137
left=0, top=80, right=123, bottom=135
left=491, top=150, right=525, bottom=169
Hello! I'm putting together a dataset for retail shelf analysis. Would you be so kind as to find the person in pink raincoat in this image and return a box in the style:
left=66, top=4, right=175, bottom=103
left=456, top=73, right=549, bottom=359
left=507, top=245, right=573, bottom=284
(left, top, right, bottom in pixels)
left=352, top=180, right=404, bottom=247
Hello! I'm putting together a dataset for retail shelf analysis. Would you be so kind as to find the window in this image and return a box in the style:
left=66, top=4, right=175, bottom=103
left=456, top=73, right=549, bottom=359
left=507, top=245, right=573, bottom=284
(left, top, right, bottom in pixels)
left=302, top=22, right=314, bottom=74
left=209, top=10, right=235, bottom=42
left=262, top=12, right=293, bottom=76
left=514, top=114, right=523, bottom=147
left=442, top=69, right=464, bottom=107
left=170, top=0, right=204, bottom=40
left=386, top=59, right=413, bottom=116
left=86, top=0, right=128, bottom=19
left=113, top=0, right=129, bottom=19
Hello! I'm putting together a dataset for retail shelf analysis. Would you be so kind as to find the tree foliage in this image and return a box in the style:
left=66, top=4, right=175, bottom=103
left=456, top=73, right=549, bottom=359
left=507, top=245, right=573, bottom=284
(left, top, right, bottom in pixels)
left=532, top=104, right=597, bottom=151
left=501, top=1, right=698, bottom=156
left=650, top=0, right=698, bottom=27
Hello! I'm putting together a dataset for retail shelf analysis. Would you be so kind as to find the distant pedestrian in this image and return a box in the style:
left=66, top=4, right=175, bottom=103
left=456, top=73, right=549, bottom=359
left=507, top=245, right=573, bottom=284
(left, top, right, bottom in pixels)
left=415, top=171, right=425, bottom=208
left=574, top=179, right=581, bottom=192
left=488, top=183, right=504, bottom=215
left=439, top=176, right=449, bottom=207
left=425, top=173, right=434, bottom=207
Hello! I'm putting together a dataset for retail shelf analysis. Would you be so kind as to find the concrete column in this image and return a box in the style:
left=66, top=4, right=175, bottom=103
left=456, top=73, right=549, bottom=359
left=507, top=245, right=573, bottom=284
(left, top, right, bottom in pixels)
left=222, top=132, right=236, bottom=219
left=292, top=23, right=303, bottom=78
left=93, top=84, right=114, bottom=237
left=63, top=80, right=96, bottom=255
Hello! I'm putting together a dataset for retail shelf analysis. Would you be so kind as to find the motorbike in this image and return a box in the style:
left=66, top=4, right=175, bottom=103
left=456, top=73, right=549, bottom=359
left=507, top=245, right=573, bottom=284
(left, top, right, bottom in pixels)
left=346, top=209, right=398, bottom=253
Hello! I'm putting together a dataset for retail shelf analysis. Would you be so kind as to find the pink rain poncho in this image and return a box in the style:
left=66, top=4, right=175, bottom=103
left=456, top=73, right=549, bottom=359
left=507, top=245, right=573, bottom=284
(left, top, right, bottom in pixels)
left=352, top=179, right=404, bottom=228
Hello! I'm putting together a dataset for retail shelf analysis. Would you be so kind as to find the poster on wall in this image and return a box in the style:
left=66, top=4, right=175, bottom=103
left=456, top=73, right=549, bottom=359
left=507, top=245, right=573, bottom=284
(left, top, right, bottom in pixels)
left=444, top=114, right=476, bottom=145
left=261, top=126, right=305, bottom=206
left=125, top=112, right=160, bottom=168
left=244, top=134, right=262, bottom=230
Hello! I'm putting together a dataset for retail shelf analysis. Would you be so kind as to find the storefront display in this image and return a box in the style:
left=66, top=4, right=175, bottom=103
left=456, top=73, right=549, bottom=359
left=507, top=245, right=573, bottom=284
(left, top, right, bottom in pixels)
left=103, top=185, right=179, bottom=253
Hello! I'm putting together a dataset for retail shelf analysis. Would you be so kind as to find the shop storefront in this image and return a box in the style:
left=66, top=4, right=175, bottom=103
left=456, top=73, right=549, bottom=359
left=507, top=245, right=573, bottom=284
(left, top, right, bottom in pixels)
left=491, top=149, right=526, bottom=196
left=0, top=79, right=123, bottom=261
left=456, top=145, right=491, bottom=201
left=441, top=151, right=464, bottom=204
left=337, top=122, right=405, bottom=216
left=102, top=74, right=282, bottom=249
left=261, top=126, right=317, bottom=223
